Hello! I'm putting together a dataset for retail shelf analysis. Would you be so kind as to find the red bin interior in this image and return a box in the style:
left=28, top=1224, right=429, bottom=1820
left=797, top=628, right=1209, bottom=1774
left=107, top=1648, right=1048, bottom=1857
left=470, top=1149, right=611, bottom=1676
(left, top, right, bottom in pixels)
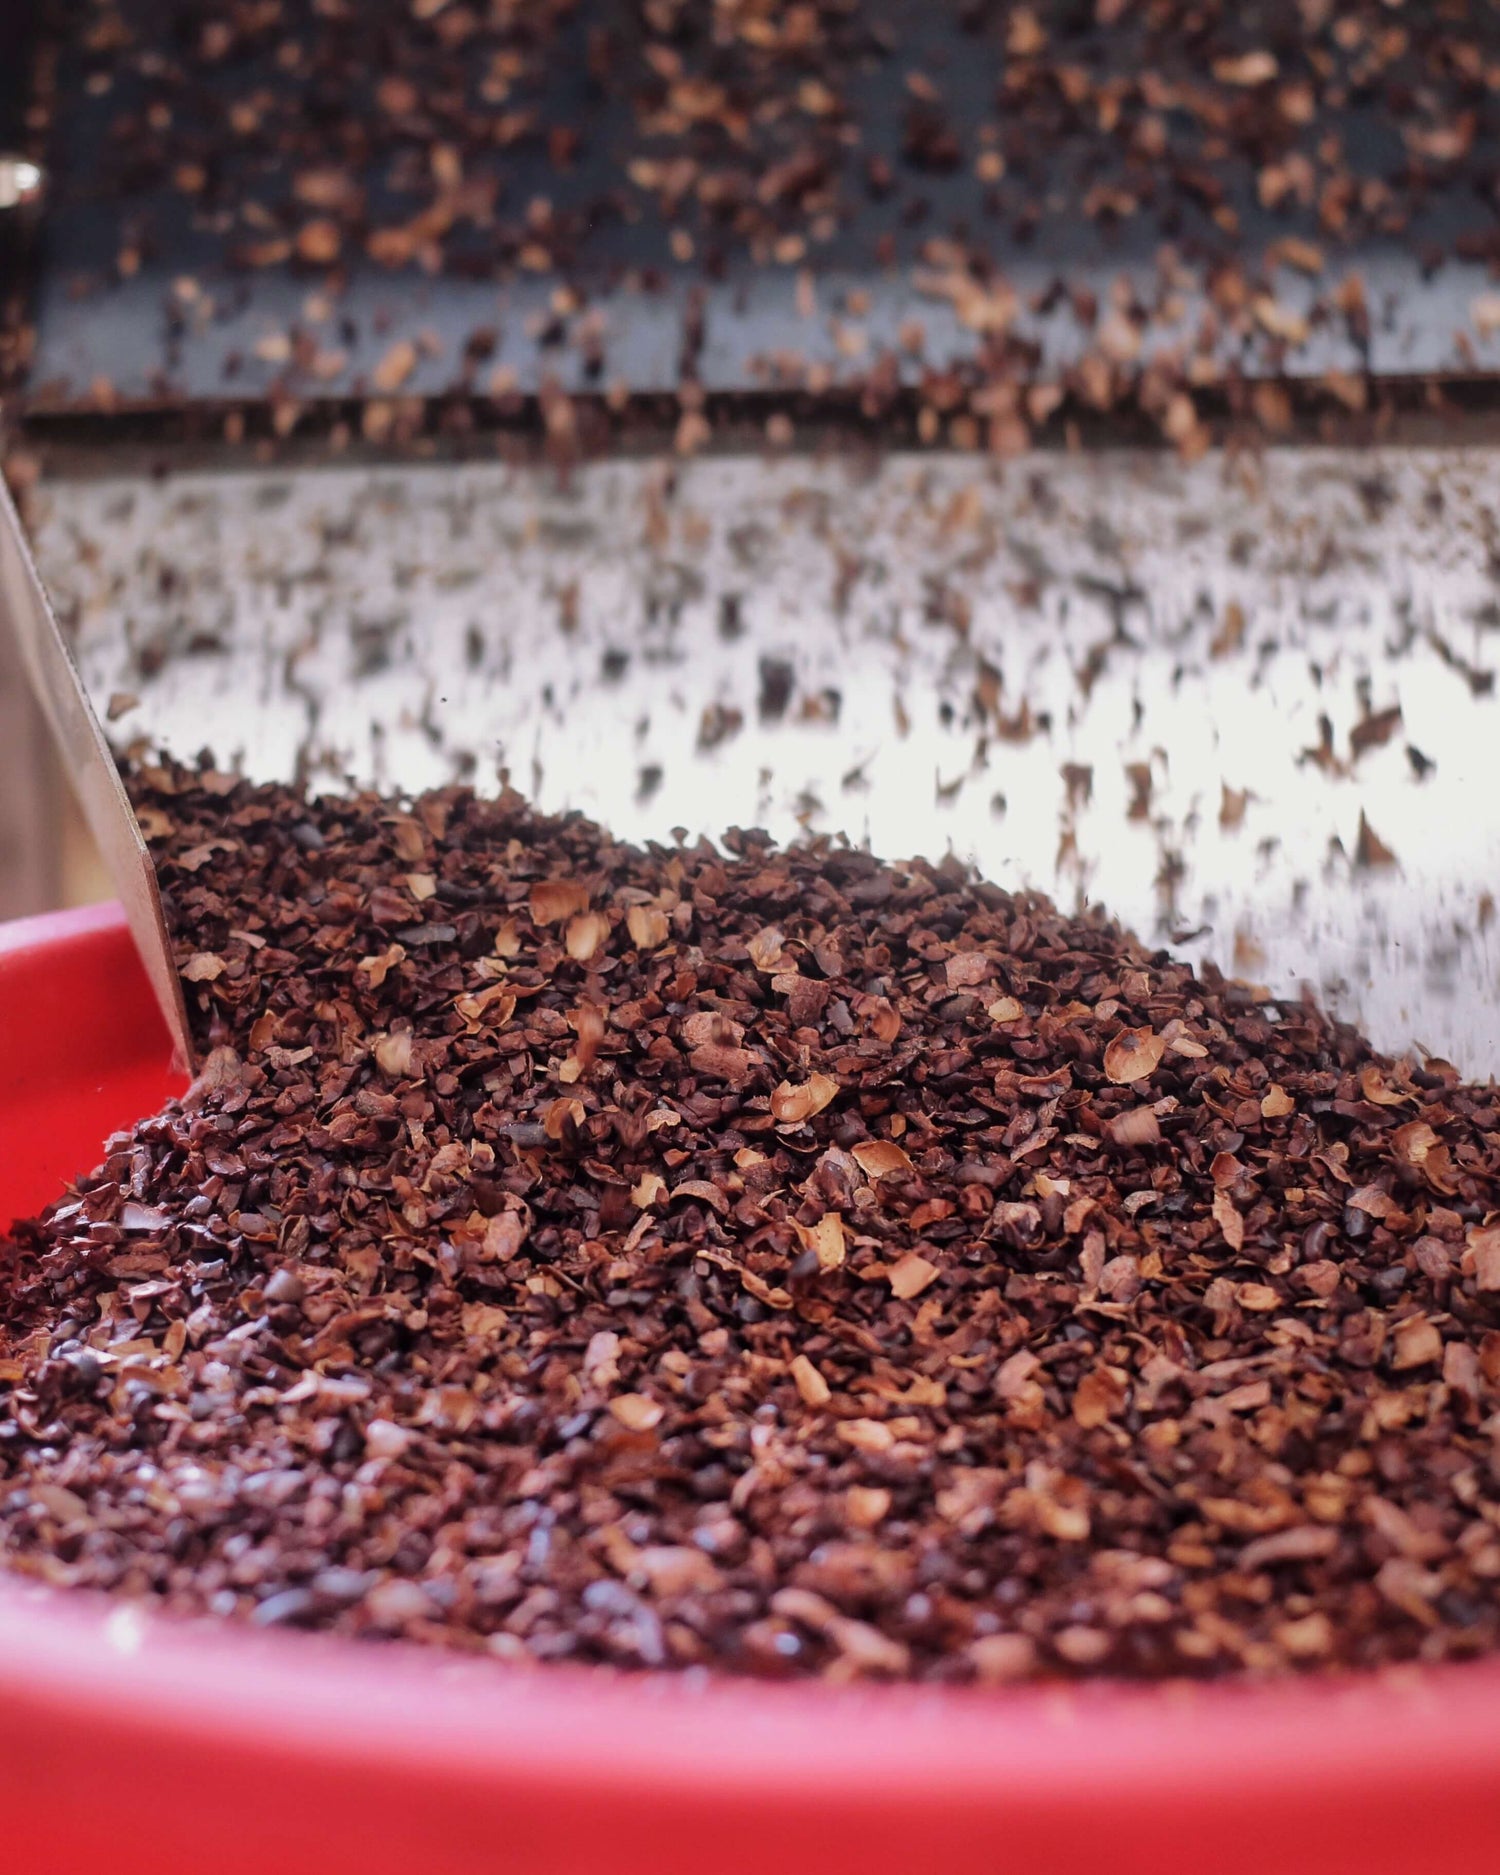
left=0, top=903, right=1497, bottom=1875
left=0, top=901, right=185, bottom=1235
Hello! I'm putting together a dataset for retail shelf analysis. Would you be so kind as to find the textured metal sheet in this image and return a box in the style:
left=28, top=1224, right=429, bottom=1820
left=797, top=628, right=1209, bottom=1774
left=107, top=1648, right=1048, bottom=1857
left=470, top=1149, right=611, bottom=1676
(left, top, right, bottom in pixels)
left=0, top=606, right=59, bottom=921
left=26, top=442, right=1500, bottom=1075
left=24, top=0, right=1500, bottom=407
left=0, top=482, right=191, bottom=1063
left=30, top=246, right=1500, bottom=409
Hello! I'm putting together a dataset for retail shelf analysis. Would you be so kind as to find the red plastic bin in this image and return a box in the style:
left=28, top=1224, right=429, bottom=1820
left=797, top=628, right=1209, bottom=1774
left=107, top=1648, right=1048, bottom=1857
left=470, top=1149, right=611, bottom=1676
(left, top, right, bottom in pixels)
left=0, top=901, right=186, bottom=1229
left=1, top=902, right=1498, bottom=1875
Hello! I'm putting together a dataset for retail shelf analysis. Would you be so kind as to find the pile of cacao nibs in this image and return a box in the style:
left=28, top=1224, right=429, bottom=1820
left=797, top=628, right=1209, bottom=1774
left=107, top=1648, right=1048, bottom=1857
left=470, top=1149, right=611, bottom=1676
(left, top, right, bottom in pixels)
left=5, top=760, right=1500, bottom=1685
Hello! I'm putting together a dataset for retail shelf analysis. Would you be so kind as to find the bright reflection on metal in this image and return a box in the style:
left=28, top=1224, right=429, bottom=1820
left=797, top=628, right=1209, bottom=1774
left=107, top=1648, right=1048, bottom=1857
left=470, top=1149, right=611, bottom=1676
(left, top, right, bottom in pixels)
left=28, top=446, right=1500, bottom=1074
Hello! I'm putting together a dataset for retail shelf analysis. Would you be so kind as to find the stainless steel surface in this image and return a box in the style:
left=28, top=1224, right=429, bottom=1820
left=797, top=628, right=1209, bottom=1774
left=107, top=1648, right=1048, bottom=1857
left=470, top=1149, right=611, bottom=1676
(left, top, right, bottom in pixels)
left=27, top=443, right=1500, bottom=1075
left=0, top=482, right=190, bottom=1064
left=31, top=246, right=1498, bottom=410
left=24, top=0, right=1500, bottom=409
left=0, top=586, right=59, bottom=920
